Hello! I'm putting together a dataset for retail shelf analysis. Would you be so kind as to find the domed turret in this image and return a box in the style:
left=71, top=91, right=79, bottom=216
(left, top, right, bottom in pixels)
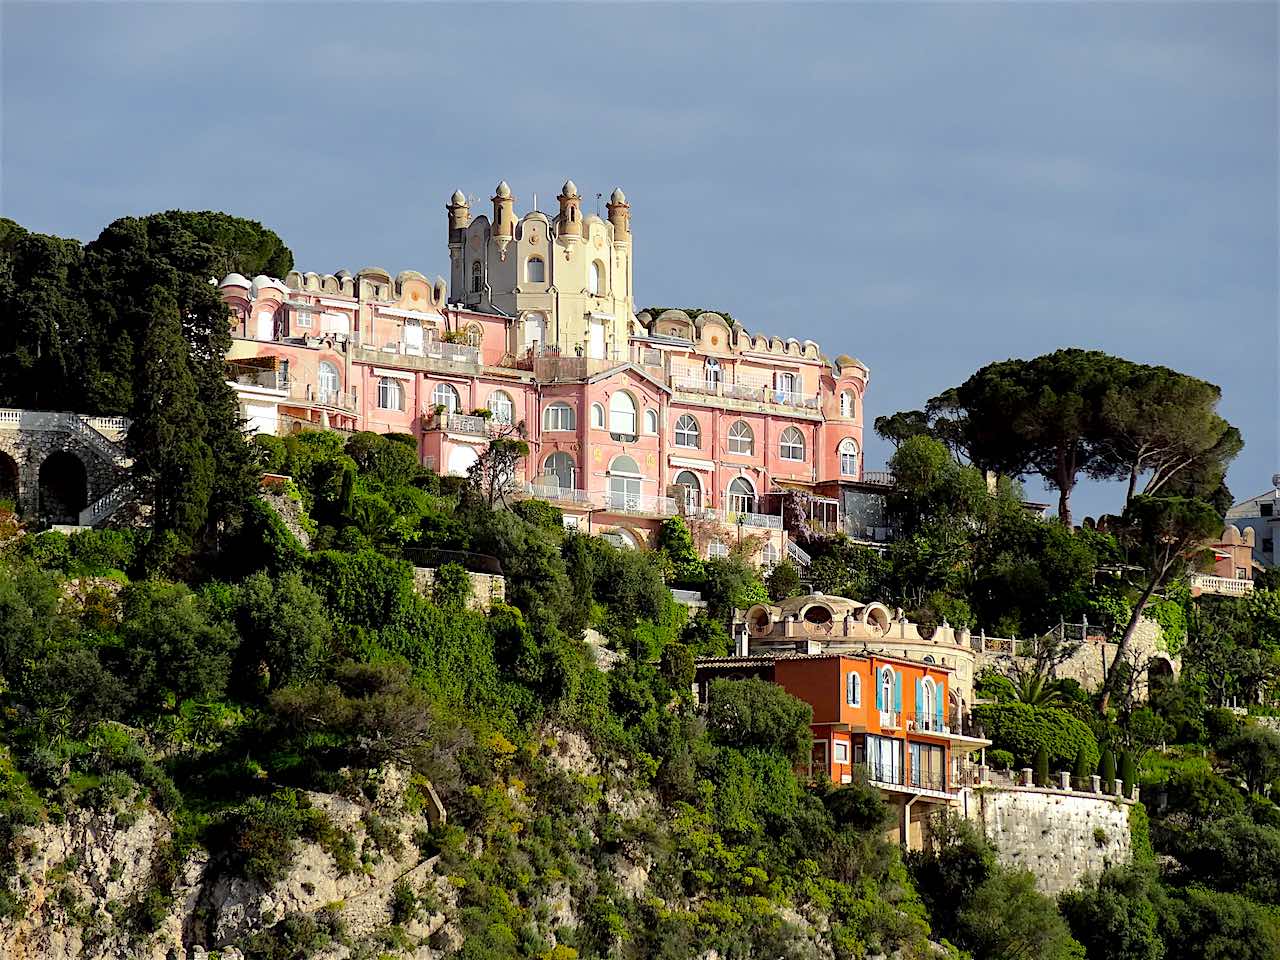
left=447, top=189, right=470, bottom=239
left=607, top=186, right=630, bottom=242
left=558, top=179, right=582, bottom=240
left=492, top=181, right=515, bottom=256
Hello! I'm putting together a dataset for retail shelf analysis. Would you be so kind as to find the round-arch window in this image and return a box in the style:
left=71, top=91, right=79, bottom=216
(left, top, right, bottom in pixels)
left=728, top=477, right=756, bottom=514
left=728, top=420, right=754, bottom=455
left=839, top=437, right=859, bottom=476
left=608, top=391, right=637, bottom=434
left=674, top=414, right=700, bottom=448
left=433, top=383, right=461, bottom=413
left=804, top=605, right=833, bottom=625
left=780, top=426, right=805, bottom=461
left=526, top=257, right=545, bottom=283
left=674, top=470, right=701, bottom=508
left=318, top=362, right=339, bottom=403
left=489, top=390, right=514, bottom=424
left=610, top=455, right=641, bottom=475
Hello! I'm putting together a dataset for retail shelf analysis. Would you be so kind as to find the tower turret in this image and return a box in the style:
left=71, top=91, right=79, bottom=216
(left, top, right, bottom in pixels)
left=447, top=189, right=470, bottom=237
left=558, top=180, right=582, bottom=240
left=607, top=187, right=630, bottom=242
left=492, top=181, right=515, bottom=258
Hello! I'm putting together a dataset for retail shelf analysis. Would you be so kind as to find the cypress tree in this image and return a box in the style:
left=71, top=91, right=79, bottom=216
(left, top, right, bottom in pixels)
left=1099, top=746, right=1116, bottom=793
left=1118, top=750, right=1138, bottom=796
left=1034, top=744, right=1050, bottom=787
left=1072, top=742, right=1092, bottom=788
left=127, top=288, right=214, bottom=542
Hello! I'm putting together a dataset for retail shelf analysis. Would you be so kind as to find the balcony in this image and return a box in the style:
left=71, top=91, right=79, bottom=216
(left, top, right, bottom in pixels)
left=424, top=411, right=494, bottom=437
left=860, top=471, right=896, bottom=487
left=525, top=482, right=597, bottom=506
left=879, top=709, right=903, bottom=729
left=284, top=379, right=357, bottom=412
left=858, top=762, right=951, bottom=797
left=351, top=336, right=482, bottom=375
left=601, top=490, right=680, bottom=517
left=1190, top=573, right=1254, bottom=597
left=669, top=375, right=821, bottom=413
left=728, top=510, right=784, bottom=530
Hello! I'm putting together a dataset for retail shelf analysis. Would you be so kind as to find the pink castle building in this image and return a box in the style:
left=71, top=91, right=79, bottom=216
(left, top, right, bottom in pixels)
left=220, top=181, right=869, bottom=563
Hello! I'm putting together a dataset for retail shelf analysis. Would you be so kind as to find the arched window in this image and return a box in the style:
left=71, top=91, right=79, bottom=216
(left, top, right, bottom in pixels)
left=463, top=324, right=483, bottom=347
left=728, top=477, right=756, bottom=515
left=644, top=409, right=659, bottom=434
left=543, top=402, right=575, bottom=432
left=839, top=438, right=859, bottom=476
left=432, top=383, right=460, bottom=414
left=727, top=420, right=754, bottom=455
left=526, top=256, right=545, bottom=283
left=488, top=390, right=514, bottom=425
left=879, top=667, right=895, bottom=718
left=705, top=358, right=721, bottom=387
left=674, top=470, right=701, bottom=509
left=318, top=362, right=339, bottom=404
left=542, top=451, right=576, bottom=490
left=608, top=391, right=637, bottom=435
left=779, top=426, right=805, bottom=461
left=840, top=390, right=854, bottom=418
left=762, top=542, right=779, bottom=567
left=674, top=414, right=701, bottom=448
left=377, top=377, right=404, bottom=411
left=608, top=454, right=642, bottom=509
left=591, top=402, right=605, bottom=428
left=470, top=261, right=483, bottom=293
left=589, top=260, right=604, bottom=296
left=846, top=671, right=861, bottom=707
left=920, top=678, right=937, bottom=730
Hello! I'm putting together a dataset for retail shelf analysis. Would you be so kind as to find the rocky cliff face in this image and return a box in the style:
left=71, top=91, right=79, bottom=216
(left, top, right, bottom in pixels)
left=0, top=766, right=459, bottom=960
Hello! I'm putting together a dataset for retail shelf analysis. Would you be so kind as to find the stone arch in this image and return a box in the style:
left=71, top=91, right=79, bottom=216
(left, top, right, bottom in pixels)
left=1148, top=655, right=1176, bottom=690
left=0, top=451, right=17, bottom=506
left=39, top=449, right=88, bottom=524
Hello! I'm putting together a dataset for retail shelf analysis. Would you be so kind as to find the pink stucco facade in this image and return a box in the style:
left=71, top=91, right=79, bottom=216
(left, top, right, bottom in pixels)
left=221, top=237, right=868, bottom=563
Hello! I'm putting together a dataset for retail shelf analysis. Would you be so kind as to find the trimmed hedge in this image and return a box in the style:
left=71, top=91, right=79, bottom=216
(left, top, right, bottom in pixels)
left=971, top=702, right=1099, bottom=773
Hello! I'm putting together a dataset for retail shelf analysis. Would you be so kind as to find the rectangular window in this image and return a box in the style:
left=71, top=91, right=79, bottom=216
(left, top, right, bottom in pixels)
left=834, top=740, right=849, bottom=764
left=1262, top=503, right=1274, bottom=517
left=845, top=671, right=860, bottom=706
left=909, top=742, right=946, bottom=791
left=865, top=735, right=904, bottom=784
left=294, top=310, right=312, bottom=329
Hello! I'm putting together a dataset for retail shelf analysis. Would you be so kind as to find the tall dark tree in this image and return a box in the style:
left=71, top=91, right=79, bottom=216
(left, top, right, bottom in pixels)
left=127, top=288, right=215, bottom=541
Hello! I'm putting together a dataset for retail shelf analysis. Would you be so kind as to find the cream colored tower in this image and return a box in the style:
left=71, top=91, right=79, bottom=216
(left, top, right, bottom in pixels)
left=448, top=180, right=634, bottom=359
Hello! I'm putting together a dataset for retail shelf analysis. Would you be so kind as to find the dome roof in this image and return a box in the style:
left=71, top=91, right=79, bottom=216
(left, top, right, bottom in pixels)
left=219, top=273, right=250, bottom=288
left=561, top=179, right=579, bottom=197
left=450, top=189, right=467, bottom=205
left=495, top=180, right=512, bottom=198
left=610, top=187, right=626, bottom=204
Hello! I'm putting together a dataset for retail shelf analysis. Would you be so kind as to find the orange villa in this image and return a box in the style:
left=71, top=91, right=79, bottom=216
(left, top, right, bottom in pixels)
left=695, top=593, right=991, bottom=848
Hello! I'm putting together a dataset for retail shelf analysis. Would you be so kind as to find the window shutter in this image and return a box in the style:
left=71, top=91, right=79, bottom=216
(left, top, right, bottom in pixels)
left=915, top=679, right=922, bottom=719
left=875, top=670, right=883, bottom=710
left=894, top=672, right=903, bottom=711
left=936, top=689, right=945, bottom=729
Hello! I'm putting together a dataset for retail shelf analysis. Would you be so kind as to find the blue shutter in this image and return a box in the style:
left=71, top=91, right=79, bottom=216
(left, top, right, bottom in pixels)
left=875, top=668, right=883, bottom=710
left=894, top=672, right=903, bottom=711
left=936, top=687, right=945, bottom=729
left=915, top=679, right=922, bottom=722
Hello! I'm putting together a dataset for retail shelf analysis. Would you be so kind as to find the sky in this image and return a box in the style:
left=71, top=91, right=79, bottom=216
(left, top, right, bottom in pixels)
left=3, top=2, right=1276, bottom=520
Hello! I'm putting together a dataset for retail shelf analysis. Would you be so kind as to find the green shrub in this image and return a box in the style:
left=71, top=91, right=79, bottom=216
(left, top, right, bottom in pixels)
left=988, top=749, right=1015, bottom=771
left=430, top=562, right=472, bottom=609
left=1118, top=750, right=1138, bottom=794
left=1033, top=745, right=1049, bottom=787
left=1072, top=743, right=1093, bottom=784
left=1205, top=707, right=1239, bottom=746
left=1099, top=747, right=1116, bottom=794
left=971, top=703, right=1100, bottom=772
left=68, top=529, right=137, bottom=574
